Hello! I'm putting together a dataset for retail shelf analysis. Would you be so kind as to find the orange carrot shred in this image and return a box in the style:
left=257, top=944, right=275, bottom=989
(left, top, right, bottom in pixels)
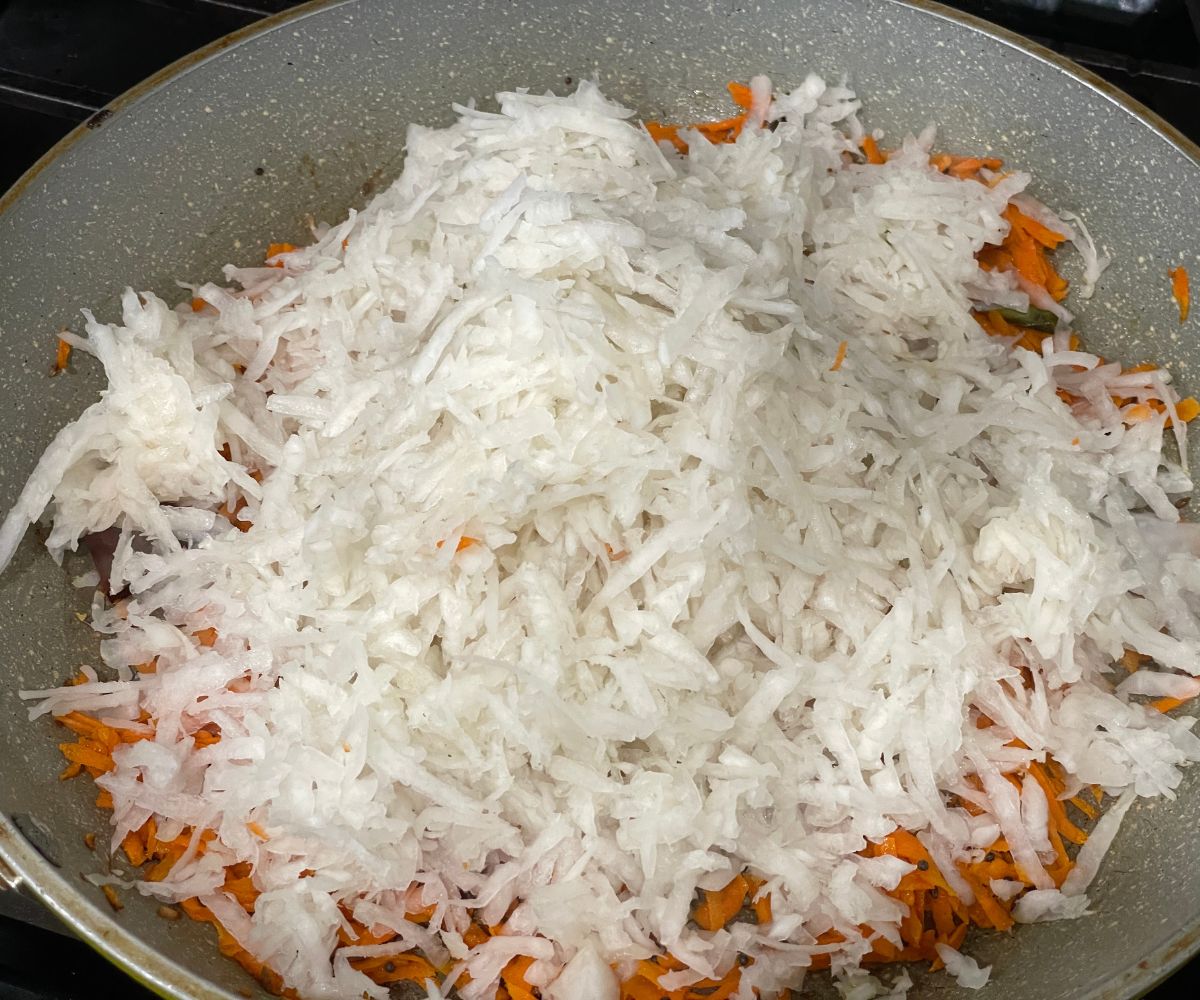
left=265, top=242, right=296, bottom=267
left=193, top=627, right=219, bottom=648
left=1070, top=794, right=1098, bottom=820
left=1170, top=266, right=1190, bottom=323
left=1121, top=648, right=1148, bottom=672
left=830, top=340, right=848, bottom=372
left=1175, top=397, right=1200, bottom=423
left=727, top=81, right=752, bottom=109
left=861, top=135, right=886, bottom=165
left=58, top=742, right=114, bottom=773
left=694, top=874, right=749, bottom=931
left=500, top=955, right=539, bottom=1000
left=645, top=121, right=687, bottom=153
left=100, top=884, right=123, bottom=911
left=122, top=831, right=147, bottom=867
left=463, top=922, right=490, bottom=948
left=645, top=81, right=760, bottom=155
left=52, top=337, right=72, bottom=375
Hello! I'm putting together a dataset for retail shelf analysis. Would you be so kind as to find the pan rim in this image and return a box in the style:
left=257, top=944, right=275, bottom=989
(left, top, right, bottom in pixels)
left=0, top=0, right=1196, bottom=998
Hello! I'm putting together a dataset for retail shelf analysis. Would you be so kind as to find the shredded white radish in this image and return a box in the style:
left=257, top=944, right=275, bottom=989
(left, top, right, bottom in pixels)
left=5, top=75, right=1200, bottom=1000
left=1060, top=789, right=1139, bottom=897
left=934, top=944, right=992, bottom=990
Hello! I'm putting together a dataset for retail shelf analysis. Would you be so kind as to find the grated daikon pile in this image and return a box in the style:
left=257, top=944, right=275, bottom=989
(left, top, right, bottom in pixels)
left=6, top=76, right=1200, bottom=1000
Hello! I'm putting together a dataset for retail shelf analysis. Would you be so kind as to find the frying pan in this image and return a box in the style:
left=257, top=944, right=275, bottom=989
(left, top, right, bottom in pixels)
left=0, top=1, right=1198, bottom=997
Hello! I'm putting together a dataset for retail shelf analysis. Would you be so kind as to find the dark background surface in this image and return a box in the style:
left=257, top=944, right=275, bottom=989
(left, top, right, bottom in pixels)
left=0, top=0, right=1199, bottom=997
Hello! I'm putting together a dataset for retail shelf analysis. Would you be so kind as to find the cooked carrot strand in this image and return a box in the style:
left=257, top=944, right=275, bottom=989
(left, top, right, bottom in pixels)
left=1175, top=397, right=1200, bottom=423
left=193, top=627, right=219, bottom=648
left=1121, top=648, right=1148, bottom=672
left=694, top=874, right=749, bottom=931
left=265, top=242, right=296, bottom=267
left=500, top=955, right=539, bottom=1000
left=861, top=135, right=886, bottom=165
left=830, top=340, right=848, bottom=372
left=52, top=337, right=71, bottom=375
left=1170, top=266, right=1190, bottom=323
left=645, top=81, right=760, bottom=155
left=1124, top=403, right=1154, bottom=423
left=58, top=742, right=114, bottom=772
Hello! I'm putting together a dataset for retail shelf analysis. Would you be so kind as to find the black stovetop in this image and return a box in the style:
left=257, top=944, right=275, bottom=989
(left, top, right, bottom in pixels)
left=0, top=1, right=1198, bottom=998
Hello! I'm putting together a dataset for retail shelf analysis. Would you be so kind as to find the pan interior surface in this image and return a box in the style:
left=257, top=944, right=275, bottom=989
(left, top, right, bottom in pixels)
left=0, top=1, right=1198, bottom=998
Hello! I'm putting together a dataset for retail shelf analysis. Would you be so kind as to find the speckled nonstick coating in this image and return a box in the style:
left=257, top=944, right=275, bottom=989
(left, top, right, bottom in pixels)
left=0, top=1, right=1197, bottom=998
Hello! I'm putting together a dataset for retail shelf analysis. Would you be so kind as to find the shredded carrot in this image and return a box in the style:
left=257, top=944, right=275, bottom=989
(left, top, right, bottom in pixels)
left=406, top=901, right=436, bottom=925
left=218, top=494, right=253, bottom=532
left=463, top=922, right=490, bottom=948
left=190, top=297, right=208, bottom=313
left=122, top=831, right=147, bottom=867
left=605, top=543, right=628, bottom=561
left=500, top=955, right=539, bottom=1000
left=977, top=205, right=1068, bottom=301
left=1152, top=696, right=1190, bottom=713
left=193, top=627, right=219, bottom=648
left=745, top=875, right=773, bottom=925
left=1175, top=397, right=1200, bottom=423
left=830, top=340, right=848, bottom=372
left=1069, top=794, right=1098, bottom=820
left=436, top=535, right=477, bottom=552
left=83, top=832, right=96, bottom=850
left=948, top=156, right=1001, bottom=179
left=52, top=337, right=71, bottom=375
left=645, top=121, right=688, bottom=153
left=694, top=873, right=749, bottom=931
left=338, top=911, right=398, bottom=948
left=931, top=154, right=1003, bottom=181
left=1121, top=649, right=1150, bottom=672
left=100, top=884, right=123, bottom=911
left=58, top=741, right=114, bottom=773
left=861, top=135, right=886, bottom=165
left=247, top=821, right=269, bottom=841
left=265, top=242, right=296, bottom=267
left=726, top=81, right=752, bottom=109
left=1124, top=402, right=1154, bottom=422
left=645, top=81, right=760, bottom=154
left=351, top=953, right=437, bottom=986
left=1170, top=266, right=1190, bottom=323
left=193, top=727, right=222, bottom=748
